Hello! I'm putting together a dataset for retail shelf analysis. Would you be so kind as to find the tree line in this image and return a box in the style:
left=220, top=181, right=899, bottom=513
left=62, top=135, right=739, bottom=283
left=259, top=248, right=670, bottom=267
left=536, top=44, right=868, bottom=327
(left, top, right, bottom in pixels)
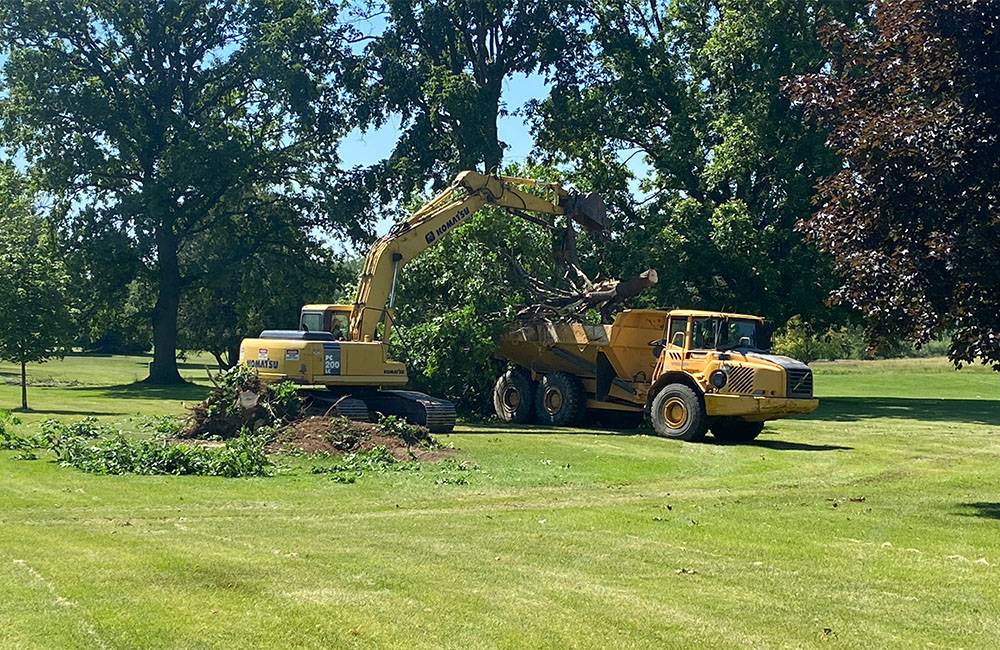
left=0, top=0, right=996, bottom=411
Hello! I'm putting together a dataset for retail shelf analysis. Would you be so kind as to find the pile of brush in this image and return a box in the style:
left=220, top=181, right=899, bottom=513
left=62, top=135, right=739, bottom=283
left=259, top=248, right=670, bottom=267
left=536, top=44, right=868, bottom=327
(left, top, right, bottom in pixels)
left=182, top=365, right=304, bottom=438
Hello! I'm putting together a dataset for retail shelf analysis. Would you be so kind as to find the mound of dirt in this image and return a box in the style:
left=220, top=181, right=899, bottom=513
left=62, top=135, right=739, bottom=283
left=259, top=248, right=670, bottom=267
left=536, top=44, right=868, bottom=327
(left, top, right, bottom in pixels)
left=269, top=416, right=448, bottom=461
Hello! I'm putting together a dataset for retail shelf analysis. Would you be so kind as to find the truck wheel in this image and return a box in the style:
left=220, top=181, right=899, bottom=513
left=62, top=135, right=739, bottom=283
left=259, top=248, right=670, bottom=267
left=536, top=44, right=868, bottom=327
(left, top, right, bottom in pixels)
left=650, top=384, right=707, bottom=441
left=535, top=372, right=585, bottom=427
left=711, top=419, right=764, bottom=443
left=596, top=409, right=644, bottom=430
left=493, top=368, right=536, bottom=424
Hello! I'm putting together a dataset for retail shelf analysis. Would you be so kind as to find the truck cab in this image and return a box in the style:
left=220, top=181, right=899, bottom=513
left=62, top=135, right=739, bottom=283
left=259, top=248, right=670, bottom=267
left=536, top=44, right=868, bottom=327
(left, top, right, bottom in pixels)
left=648, top=310, right=818, bottom=441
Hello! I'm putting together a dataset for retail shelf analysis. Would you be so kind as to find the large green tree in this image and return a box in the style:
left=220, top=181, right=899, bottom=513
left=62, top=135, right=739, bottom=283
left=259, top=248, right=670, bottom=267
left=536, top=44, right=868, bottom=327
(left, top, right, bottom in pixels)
left=358, top=0, right=585, bottom=205
left=178, top=195, right=357, bottom=368
left=0, top=0, right=367, bottom=383
left=787, top=0, right=1000, bottom=368
left=532, top=0, right=864, bottom=324
left=0, top=166, right=72, bottom=410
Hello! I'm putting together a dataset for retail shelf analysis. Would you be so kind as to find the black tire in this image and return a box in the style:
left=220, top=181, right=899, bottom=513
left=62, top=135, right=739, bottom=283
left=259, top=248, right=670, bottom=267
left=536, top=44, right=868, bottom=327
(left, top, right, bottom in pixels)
left=649, top=383, right=708, bottom=441
left=535, top=372, right=586, bottom=427
left=710, top=419, right=764, bottom=444
left=596, top=409, right=645, bottom=430
left=493, top=368, right=536, bottom=424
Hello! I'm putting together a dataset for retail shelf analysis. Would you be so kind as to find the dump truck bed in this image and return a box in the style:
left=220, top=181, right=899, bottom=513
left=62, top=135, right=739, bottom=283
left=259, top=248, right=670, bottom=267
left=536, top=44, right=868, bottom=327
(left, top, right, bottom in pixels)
left=496, top=309, right=668, bottom=408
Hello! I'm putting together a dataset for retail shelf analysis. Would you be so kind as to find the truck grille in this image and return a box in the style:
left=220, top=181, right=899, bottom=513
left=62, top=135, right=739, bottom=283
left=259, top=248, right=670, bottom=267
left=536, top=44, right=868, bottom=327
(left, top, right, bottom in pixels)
left=727, top=366, right=755, bottom=394
left=786, top=368, right=813, bottom=399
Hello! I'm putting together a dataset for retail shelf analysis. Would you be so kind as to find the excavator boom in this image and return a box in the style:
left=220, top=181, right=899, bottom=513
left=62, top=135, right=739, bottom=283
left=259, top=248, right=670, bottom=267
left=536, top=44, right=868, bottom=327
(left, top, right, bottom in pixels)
left=351, top=171, right=607, bottom=342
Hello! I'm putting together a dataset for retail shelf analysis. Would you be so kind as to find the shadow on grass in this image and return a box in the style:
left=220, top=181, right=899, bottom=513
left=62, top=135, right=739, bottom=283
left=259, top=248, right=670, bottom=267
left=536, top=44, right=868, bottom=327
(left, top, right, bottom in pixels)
left=700, top=438, right=853, bottom=451
left=67, top=382, right=210, bottom=401
left=458, top=425, right=851, bottom=451
left=458, top=424, right=634, bottom=437
left=806, top=397, right=1000, bottom=426
left=17, top=408, right=118, bottom=416
left=957, top=503, right=1000, bottom=520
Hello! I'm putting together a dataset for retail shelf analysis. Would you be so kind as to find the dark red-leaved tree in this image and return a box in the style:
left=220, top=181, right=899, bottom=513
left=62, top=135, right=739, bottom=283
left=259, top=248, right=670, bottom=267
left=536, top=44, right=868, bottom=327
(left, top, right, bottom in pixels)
left=787, top=0, right=1000, bottom=368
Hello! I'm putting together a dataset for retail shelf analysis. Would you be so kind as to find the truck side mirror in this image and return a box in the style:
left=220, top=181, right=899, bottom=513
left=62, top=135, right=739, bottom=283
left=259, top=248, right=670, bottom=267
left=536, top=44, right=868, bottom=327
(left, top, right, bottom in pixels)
left=759, top=322, right=774, bottom=352
left=672, top=331, right=686, bottom=348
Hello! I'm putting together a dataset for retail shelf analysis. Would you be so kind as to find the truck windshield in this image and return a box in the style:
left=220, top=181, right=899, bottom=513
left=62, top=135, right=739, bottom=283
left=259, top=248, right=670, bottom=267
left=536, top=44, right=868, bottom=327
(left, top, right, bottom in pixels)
left=716, top=319, right=761, bottom=350
left=690, top=317, right=764, bottom=350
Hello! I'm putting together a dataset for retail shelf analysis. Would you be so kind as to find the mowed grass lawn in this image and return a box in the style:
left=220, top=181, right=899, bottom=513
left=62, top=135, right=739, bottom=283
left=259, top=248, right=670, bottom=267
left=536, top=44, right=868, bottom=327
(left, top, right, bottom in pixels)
left=1, top=356, right=998, bottom=649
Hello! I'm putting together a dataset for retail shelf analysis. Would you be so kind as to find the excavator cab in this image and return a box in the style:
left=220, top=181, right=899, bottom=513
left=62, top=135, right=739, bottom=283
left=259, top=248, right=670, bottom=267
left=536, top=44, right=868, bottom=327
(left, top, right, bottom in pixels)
left=299, top=305, right=353, bottom=340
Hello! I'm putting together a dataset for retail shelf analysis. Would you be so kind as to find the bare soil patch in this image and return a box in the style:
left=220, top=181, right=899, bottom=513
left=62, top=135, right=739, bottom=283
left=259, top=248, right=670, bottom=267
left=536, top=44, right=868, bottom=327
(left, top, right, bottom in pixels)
left=270, top=416, right=449, bottom=461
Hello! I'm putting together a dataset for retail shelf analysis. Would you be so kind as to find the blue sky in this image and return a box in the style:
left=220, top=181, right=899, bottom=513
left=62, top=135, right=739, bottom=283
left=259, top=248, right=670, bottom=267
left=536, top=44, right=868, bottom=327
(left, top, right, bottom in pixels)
left=338, top=72, right=553, bottom=238
left=338, top=71, right=549, bottom=170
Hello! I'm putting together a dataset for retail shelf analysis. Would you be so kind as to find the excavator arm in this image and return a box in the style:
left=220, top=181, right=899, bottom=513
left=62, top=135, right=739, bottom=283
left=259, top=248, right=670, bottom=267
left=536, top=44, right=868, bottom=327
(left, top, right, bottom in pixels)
left=351, top=170, right=607, bottom=343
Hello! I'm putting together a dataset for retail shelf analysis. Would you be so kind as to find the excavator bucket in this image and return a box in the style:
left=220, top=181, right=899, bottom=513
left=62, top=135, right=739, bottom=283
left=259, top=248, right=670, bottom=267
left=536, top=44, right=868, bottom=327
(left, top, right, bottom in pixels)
left=564, top=192, right=609, bottom=232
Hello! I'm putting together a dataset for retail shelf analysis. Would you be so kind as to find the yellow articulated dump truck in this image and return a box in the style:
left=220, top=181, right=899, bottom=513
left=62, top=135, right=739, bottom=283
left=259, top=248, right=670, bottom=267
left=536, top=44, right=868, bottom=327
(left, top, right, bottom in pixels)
left=239, top=170, right=607, bottom=433
left=494, top=309, right=818, bottom=442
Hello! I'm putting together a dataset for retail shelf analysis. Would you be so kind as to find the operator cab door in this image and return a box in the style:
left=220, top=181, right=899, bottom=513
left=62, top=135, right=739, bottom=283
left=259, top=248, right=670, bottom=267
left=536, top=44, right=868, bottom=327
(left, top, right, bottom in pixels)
left=663, top=315, right=689, bottom=372
left=684, top=316, right=718, bottom=377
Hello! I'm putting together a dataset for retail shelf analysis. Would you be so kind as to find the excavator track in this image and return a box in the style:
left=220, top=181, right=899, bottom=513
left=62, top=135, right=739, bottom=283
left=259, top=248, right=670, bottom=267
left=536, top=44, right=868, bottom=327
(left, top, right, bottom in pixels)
left=301, top=389, right=456, bottom=433
left=301, top=391, right=371, bottom=422
left=366, top=390, right=457, bottom=433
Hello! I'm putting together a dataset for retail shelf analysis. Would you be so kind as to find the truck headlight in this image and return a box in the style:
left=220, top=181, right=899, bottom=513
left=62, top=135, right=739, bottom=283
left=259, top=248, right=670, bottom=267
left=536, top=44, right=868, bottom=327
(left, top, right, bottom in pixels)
left=710, top=369, right=728, bottom=388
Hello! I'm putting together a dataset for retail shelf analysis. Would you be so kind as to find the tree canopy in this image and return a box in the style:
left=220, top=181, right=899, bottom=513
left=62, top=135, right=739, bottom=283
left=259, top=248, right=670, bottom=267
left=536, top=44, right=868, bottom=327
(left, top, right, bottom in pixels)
left=787, top=0, right=1000, bottom=368
left=357, top=0, right=585, bottom=204
left=0, top=0, right=367, bottom=383
left=532, top=0, right=864, bottom=324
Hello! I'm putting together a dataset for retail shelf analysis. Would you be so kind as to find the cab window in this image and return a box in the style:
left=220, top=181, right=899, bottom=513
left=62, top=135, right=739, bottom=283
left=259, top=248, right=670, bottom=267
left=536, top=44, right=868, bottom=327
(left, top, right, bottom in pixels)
left=329, top=314, right=350, bottom=340
left=300, top=311, right=323, bottom=333
left=718, top=319, right=758, bottom=349
left=690, top=317, right=719, bottom=350
left=668, top=317, right=688, bottom=347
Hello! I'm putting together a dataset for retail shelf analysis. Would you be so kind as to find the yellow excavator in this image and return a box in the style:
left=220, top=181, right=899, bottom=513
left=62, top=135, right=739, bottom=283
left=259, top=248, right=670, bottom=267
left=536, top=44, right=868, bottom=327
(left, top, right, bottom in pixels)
left=238, top=171, right=607, bottom=432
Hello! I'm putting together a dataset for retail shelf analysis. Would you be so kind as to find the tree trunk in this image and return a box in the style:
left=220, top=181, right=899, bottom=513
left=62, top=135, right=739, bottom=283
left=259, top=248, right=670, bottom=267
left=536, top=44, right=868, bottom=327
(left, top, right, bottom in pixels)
left=483, top=126, right=503, bottom=173
left=146, top=224, right=185, bottom=384
left=483, top=121, right=503, bottom=172
left=20, top=357, right=27, bottom=411
left=212, top=348, right=236, bottom=370
left=481, top=83, right=503, bottom=173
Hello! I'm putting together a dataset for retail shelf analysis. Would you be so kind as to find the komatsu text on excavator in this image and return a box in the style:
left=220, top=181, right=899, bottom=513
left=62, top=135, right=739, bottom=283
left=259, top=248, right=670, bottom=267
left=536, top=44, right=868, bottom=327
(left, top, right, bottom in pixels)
left=238, top=171, right=607, bottom=432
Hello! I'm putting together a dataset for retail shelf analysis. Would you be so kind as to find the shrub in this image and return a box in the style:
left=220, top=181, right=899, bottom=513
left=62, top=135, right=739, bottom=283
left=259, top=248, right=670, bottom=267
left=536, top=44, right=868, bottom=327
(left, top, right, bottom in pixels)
left=40, top=416, right=107, bottom=441
left=138, top=414, right=185, bottom=437
left=310, top=445, right=422, bottom=483
left=773, top=315, right=956, bottom=362
left=51, top=428, right=274, bottom=477
left=0, top=410, right=48, bottom=451
left=772, top=315, right=857, bottom=363
left=371, top=415, right=434, bottom=448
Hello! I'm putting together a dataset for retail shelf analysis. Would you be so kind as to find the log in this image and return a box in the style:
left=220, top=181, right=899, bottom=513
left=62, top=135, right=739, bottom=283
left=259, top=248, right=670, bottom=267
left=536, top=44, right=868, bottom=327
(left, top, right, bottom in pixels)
left=583, top=269, right=658, bottom=304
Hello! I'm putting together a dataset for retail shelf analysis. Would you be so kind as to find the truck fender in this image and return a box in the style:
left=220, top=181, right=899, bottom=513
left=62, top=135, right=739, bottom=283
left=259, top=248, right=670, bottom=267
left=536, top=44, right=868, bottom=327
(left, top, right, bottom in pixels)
left=647, top=372, right=704, bottom=412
